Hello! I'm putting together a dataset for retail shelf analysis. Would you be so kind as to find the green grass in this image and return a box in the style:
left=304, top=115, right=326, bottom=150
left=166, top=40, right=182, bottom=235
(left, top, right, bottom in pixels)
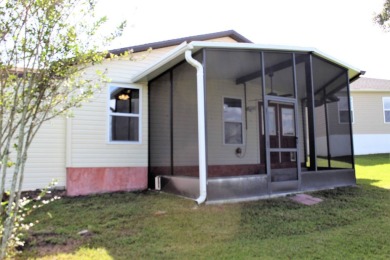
left=355, top=153, right=390, bottom=189
left=19, top=154, right=390, bottom=259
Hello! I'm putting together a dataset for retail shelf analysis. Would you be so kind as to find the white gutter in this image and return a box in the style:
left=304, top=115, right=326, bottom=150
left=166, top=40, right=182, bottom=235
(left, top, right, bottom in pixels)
left=185, top=47, right=207, bottom=204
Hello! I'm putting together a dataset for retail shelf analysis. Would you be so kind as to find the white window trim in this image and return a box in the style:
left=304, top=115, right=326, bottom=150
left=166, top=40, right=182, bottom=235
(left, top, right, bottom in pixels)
left=107, top=83, right=142, bottom=144
left=222, top=96, right=244, bottom=145
left=338, top=96, right=354, bottom=124
left=383, top=97, right=390, bottom=124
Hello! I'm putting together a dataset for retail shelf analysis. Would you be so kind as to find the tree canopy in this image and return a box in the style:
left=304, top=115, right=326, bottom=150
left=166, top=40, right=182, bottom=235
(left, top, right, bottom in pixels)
left=0, top=0, right=126, bottom=257
left=374, top=0, right=390, bottom=31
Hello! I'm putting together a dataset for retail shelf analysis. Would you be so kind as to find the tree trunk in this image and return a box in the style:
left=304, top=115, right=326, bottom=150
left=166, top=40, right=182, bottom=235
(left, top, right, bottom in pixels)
left=0, top=102, right=27, bottom=259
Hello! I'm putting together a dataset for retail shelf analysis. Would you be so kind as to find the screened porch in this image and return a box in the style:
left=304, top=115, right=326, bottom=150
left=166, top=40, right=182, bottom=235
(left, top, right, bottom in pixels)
left=148, top=46, right=357, bottom=203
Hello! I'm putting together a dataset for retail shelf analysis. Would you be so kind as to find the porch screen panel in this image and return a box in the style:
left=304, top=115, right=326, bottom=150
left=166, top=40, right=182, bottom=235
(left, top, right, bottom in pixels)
left=171, top=59, right=199, bottom=177
left=263, top=52, right=295, bottom=98
left=205, top=49, right=265, bottom=177
left=149, top=72, right=172, bottom=180
left=326, top=74, right=353, bottom=169
left=312, top=56, right=353, bottom=169
left=314, top=92, right=329, bottom=168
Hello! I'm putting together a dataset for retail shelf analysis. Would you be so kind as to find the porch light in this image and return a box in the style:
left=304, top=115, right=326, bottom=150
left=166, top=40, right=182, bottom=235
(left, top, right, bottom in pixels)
left=118, top=94, right=129, bottom=100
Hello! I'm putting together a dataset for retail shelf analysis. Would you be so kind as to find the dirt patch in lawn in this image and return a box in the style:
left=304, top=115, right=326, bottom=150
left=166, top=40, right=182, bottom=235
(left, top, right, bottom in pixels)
left=23, top=230, right=91, bottom=257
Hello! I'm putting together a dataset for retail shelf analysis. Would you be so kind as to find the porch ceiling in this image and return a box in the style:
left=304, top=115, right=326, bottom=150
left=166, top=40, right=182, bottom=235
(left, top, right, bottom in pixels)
left=131, top=41, right=363, bottom=84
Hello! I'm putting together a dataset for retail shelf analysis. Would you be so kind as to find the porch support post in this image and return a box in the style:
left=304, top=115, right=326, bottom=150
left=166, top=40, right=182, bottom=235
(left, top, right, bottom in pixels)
left=305, top=54, right=317, bottom=171
left=185, top=48, right=207, bottom=204
left=345, top=71, right=355, bottom=168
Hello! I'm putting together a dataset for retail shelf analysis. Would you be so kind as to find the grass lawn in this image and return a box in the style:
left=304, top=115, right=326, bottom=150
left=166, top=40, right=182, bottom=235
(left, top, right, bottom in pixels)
left=19, top=154, right=390, bottom=259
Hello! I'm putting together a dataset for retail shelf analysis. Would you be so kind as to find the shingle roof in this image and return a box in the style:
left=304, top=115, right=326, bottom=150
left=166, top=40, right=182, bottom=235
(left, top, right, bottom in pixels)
left=350, top=77, right=390, bottom=91
left=109, top=30, right=252, bottom=55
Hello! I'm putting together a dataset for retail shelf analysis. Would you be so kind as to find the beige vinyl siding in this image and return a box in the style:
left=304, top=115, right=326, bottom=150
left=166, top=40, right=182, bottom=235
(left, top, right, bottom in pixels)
left=90, top=46, right=177, bottom=84
left=204, top=36, right=239, bottom=43
left=5, top=117, right=67, bottom=190
left=352, top=91, right=390, bottom=134
left=207, top=79, right=260, bottom=165
left=69, top=82, right=148, bottom=167
left=68, top=46, right=178, bottom=168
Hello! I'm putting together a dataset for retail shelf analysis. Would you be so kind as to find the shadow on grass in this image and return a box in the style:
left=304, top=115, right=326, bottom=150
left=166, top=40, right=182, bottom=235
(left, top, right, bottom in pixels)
left=357, top=178, right=381, bottom=186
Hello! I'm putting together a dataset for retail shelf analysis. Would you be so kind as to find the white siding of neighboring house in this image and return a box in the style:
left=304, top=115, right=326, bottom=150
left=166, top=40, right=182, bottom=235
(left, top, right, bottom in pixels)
left=351, top=91, right=390, bottom=155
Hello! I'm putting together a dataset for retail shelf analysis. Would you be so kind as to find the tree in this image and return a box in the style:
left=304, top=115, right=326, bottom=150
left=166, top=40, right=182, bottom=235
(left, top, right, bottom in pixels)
left=0, top=0, right=125, bottom=257
left=374, top=0, right=390, bottom=31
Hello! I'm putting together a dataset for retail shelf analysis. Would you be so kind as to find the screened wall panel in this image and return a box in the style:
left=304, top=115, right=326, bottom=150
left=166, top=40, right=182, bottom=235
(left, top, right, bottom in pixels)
left=172, top=61, right=199, bottom=176
left=263, top=52, right=295, bottom=98
left=205, top=49, right=264, bottom=176
left=149, top=71, right=172, bottom=180
left=312, top=55, right=353, bottom=169
left=314, top=99, right=329, bottom=168
left=327, top=83, right=353, bottom=169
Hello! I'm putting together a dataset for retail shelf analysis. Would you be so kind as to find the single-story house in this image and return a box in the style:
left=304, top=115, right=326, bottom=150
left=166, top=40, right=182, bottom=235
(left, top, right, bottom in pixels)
left=16, top=30, right=363, bottom=203
left=349, top=77, right=390, bottom=155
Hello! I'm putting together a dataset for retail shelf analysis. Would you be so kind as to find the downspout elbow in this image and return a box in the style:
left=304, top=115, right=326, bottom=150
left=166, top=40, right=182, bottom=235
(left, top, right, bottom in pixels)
left=185, top=49, right=207, bottom=205
left=185, top=50, right=202, bottom=72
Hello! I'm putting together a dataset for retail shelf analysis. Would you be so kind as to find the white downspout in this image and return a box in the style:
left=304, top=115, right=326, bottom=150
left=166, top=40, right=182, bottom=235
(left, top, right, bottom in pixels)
left=185, top=48, right=207, bottom=204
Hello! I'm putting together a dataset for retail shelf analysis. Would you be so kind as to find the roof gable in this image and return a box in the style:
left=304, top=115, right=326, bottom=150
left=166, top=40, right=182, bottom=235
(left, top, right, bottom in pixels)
left=109, top=30, right=252, bottom=55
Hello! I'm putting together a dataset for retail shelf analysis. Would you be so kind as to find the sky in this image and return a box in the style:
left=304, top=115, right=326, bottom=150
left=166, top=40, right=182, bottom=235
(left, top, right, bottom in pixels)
left=96, top=0, right=390, bottom=80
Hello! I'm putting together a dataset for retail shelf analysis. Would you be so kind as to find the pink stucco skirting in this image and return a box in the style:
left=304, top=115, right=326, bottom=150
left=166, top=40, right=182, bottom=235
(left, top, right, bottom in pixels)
left=66, top=167, right=148, bottom=196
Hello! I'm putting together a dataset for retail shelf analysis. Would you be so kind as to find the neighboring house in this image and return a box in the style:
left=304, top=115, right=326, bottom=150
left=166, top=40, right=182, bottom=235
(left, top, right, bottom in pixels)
left=15, top=30, right=363, bottom=204
left=350, top=77, right=390, bottom=155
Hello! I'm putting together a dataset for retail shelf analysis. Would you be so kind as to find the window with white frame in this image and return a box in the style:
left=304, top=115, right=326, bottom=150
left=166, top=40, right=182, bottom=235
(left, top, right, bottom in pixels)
left=109, top=85, right=141, bottom=142
left=223, top=97, right=243, bottom=144
left=384, top=97, right=390, bottom=123
left=338, top=96, right=354, bottom=124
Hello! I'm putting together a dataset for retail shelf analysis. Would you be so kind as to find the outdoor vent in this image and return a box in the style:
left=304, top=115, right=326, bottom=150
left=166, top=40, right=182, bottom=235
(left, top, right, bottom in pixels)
left=155, top=176, right=161, bottom=191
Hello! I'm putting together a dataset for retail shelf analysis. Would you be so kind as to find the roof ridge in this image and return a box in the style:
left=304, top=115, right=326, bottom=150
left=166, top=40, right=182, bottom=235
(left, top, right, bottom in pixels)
left=109, top=30, right=252, bottom=55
